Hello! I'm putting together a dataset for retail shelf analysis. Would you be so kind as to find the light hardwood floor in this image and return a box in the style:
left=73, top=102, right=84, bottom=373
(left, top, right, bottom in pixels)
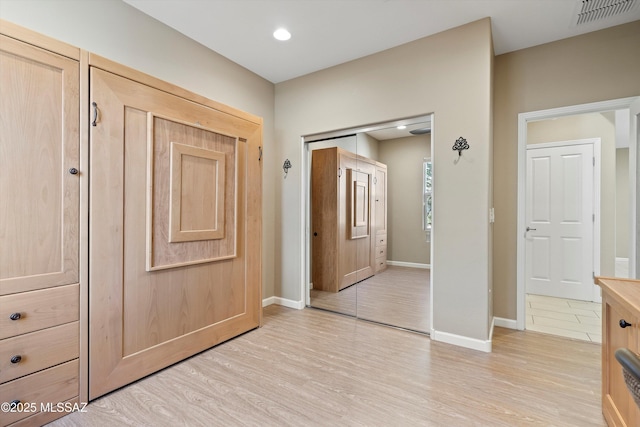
left=310, top=266, right=430, bottom=332
left=48, top=305, right=604, bottom=426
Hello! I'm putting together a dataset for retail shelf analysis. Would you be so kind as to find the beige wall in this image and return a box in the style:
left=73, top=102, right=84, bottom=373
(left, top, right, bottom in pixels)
left=276, top=19, right=493, bottom=342
left=493, top=21, right=640, bottom=319
left=378, top=135, right=431, bottom=265
left=527, top=113, right=617, bottom=276
left=0, top=0, right=278, bottom=299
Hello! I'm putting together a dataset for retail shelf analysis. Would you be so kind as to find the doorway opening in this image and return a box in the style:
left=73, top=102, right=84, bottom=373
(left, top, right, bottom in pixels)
left=517, top=97, right=640, bottom=342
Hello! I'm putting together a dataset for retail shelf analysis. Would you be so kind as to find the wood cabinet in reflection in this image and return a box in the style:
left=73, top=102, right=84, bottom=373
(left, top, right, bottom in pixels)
left=311, top=147, right=387, bottom=292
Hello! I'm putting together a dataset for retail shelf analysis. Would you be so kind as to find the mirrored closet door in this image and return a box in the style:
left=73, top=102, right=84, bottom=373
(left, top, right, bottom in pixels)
left=306, top=116, right=433, bottom=333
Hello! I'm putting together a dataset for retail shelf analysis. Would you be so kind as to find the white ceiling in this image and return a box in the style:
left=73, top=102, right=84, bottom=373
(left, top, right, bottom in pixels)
left=124, top=0, right=640, bottom=84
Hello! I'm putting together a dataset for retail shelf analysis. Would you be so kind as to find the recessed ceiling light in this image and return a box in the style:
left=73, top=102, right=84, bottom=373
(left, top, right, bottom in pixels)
left=273, top=28, right=291, bottom=41
left=397, top=125, right=407, bottom=130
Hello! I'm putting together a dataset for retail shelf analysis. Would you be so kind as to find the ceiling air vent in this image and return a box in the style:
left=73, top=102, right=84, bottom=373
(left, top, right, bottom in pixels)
left=576, top=0, right=637, bottom=25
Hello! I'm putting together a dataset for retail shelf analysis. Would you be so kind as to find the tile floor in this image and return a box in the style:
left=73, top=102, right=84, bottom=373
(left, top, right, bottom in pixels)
left=526, top=294, right=601, bottom=343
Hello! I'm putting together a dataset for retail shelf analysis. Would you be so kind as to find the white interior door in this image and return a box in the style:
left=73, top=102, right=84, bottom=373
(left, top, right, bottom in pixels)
left=525, top=142, right=594, bottom=301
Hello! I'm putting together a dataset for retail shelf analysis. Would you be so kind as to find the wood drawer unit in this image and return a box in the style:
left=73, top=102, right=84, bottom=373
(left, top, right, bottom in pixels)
left=0, top=322, right=78, bottom=384
left=375, top=233, right=387, bottom=273
left=596, top=277, right=640, bottom=427
left=0, top=360, right=78, bottom=426
left=373, top=163, right=387, bottom=273
left=375, top=242, right=387, bottom=259
left=0, top=285, right=79, bottom=340
left=375, top=258, right=388, bottom=273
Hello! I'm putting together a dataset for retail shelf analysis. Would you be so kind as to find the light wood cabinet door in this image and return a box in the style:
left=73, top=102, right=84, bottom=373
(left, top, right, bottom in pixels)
left=89, top=66, right=262, bottom=399
left=0, top=34, right=79, bottom=296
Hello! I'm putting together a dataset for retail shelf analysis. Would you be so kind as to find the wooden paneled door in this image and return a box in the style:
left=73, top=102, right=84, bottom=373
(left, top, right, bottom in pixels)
left=88, top=60, right=262, bottom=399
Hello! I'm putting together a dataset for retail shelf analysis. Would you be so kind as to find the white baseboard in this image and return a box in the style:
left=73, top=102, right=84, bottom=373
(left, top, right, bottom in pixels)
left=262, top=296, right=305, bottom=310
left=494, top=316, right=518, bottom=330
left=387, top=261, right=431, bottom=269
left=430, top=329, right=492, bottom=353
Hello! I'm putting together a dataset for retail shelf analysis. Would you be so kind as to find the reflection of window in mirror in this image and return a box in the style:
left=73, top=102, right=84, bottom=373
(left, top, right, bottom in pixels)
left=423, top=158, right=432, bottom=242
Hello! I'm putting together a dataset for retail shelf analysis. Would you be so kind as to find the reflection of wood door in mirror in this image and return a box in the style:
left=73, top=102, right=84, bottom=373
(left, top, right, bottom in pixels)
left=88, top=63, right=262, bottom=399
left=310, top=147, right=375, bottom=292
left=347, top=168, right=370, bottom=239
left=339, top=154, right=375, bottom=288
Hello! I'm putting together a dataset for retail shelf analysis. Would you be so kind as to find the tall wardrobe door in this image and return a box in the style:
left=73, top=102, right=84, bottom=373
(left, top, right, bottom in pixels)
left=0, top=35, right=79, bottom=295
left=89, top=67, right=262, bottom=399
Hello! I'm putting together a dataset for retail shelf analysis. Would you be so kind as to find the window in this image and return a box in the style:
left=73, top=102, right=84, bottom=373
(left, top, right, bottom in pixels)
left=423, top=159, right=432, bottom=232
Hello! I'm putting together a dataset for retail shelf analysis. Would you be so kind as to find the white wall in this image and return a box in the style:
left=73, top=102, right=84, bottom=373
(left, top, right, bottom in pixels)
left=0, top=0, right=278, bottom=299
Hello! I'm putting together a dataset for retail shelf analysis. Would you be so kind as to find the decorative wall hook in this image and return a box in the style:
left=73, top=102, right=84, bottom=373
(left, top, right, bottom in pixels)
left=452, top=137, right=469, bottom=156
left=283, top=159, right=292, bottom=178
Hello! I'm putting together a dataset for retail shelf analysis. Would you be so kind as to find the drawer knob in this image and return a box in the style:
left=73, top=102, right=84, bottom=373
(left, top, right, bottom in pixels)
left=10, top=400, right=20, bottom=409
left=620, top=319, right=632, bottom=328
left=69, top=167, right=79, bottom=175
left=9, top=312, right=21, bottom=321
left=10, top=355, right=22, bottom=364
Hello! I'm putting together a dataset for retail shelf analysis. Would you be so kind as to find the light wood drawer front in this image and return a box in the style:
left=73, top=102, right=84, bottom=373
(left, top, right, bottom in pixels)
left=375, top=257, right=387, bottom=272
left=0, top=359, right=78, bottom=426
left=0, top=284, right=78, bottom=340
left=0, top=322, right=78, bottom=384
left=375, top=245, right=387, bottom=259
left=376, top=234, right=387, bottom=246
